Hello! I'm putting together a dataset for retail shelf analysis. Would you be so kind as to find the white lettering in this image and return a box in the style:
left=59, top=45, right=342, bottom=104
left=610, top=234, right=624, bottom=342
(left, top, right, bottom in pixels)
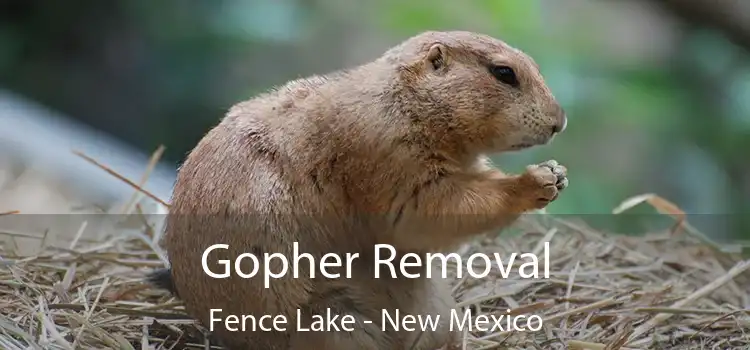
left=527, top=315, right=543, bottom=331
left=319, top=253, right=342, bottom=278
left=518, top=253, right=539, bottom=279
left=467, top=253, right=491, bottom=278
left=374, top=244, right=396, bottom=278
left=400, top=253, right=422, bottom=278
left=234, top=253, right=260, bottom=278
left=425, top=252, right=462, bottom=278
left=293, top=242, right=315, bottom=278
left=202, top=244, right=230, bottom=278
left=493, top=252, right=516, bottom=278
left=208, top=309, right=288, bottom=332
left=264, top=252, right=289, bottom=288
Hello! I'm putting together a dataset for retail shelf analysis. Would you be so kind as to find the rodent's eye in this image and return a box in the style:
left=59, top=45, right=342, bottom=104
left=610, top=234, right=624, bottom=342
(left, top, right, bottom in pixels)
left=489, top=65, right=519, bottom=87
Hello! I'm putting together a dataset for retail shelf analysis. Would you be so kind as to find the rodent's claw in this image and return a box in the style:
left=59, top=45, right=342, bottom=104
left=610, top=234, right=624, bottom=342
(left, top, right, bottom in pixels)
left=539, top=159, right=568, bottom=191
left=520, top=159, right=568, bottom=209
left=541, top=159, right=558, bottom=168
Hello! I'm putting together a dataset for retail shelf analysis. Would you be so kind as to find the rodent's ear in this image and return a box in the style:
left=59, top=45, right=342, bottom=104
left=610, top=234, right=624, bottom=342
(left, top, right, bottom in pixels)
left=425, top=43, right=447, bottom=71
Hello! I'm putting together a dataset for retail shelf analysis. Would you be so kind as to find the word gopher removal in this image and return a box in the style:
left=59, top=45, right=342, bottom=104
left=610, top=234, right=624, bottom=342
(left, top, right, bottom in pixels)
left=148, top=30, right=569, bottom=350
left=201, top=242, right=551, bottom=288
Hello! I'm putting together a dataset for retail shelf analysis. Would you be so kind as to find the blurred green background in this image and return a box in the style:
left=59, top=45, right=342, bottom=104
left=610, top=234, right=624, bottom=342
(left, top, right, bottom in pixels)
left=0, top=0, right=748, bottom=242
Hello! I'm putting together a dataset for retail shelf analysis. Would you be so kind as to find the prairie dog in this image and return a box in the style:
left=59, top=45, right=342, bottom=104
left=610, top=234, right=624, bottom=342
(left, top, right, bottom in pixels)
left=150, top=30, right=568, bottom=350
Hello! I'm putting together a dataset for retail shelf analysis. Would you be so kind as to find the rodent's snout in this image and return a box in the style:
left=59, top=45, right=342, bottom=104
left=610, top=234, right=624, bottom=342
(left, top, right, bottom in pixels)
left=551, top=107, right=567, bottom=135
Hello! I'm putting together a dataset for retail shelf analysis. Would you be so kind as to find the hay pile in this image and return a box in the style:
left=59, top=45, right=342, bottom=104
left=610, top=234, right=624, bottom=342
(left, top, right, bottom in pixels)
left=0, top=153, right=748, bottom=349
left=1, top=212, right=748, bottom=350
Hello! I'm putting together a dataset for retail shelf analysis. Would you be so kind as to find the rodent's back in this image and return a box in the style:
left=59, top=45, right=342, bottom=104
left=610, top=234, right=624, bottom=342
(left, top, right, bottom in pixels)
left=160, top=87, right=327, bottom=349
left=163, top=67, right=411, bottom=310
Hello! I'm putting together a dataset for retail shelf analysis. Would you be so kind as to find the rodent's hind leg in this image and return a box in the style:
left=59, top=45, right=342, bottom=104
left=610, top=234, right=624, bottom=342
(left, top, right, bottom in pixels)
left=288, top=275, right=459, bottom=350
left=289, top=292, right=392, bottom=350
left=400, top=275, right=460, bottom=350
left=145, top=268, right=179, bottom=297
left=288, top=321, right=385, bottom=350
left=289, top=307, right=390, bottom=350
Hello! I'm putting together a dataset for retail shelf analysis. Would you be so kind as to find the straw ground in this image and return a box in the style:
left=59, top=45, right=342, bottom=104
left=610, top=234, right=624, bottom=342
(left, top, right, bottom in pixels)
left=0, top=152, right=748, bottom=349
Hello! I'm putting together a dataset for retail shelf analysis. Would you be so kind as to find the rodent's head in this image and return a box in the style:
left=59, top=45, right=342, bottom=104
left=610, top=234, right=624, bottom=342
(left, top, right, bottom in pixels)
left=382, top=31, right=567, bottom=154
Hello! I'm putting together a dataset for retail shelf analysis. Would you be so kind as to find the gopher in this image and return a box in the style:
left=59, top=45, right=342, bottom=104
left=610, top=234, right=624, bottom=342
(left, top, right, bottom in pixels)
left=149, top=30, right=568, bottom=350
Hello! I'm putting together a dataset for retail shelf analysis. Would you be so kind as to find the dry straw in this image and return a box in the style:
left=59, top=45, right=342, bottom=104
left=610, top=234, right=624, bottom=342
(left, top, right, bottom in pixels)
left=1, top=148, right=748, bottom=349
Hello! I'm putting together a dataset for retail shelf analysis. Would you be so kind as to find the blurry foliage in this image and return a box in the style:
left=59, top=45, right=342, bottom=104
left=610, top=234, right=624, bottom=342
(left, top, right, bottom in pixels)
left=0, top=0, right=748, bottom=240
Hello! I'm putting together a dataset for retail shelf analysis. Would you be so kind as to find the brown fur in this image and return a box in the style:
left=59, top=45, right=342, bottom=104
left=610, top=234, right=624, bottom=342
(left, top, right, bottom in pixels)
left=157, top=31, right=568, bottom=350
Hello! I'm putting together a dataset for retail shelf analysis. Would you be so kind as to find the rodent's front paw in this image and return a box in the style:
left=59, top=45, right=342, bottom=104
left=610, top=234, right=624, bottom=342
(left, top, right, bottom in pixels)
left=519, top=159, right=568, bottom=209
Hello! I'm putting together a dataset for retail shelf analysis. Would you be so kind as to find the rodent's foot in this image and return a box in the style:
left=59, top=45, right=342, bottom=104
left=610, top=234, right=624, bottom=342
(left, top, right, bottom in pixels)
left=519, top=159, right=567, bottom=209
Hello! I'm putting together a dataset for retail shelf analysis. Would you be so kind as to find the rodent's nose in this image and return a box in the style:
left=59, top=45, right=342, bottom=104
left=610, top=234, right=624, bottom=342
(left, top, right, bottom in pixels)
left=552, top=109, right=567, bottom=134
